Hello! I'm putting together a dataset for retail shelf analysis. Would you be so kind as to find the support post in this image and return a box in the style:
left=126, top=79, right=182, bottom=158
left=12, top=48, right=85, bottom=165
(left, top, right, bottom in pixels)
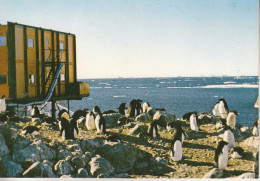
left=67, top=100, right=70, bottom=117
left=51, top=100, right=56, bottom=118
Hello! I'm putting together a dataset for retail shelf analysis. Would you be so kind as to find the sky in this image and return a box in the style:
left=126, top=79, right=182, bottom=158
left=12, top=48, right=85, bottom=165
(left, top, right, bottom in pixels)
left=0, top=0, right=259, bottom=78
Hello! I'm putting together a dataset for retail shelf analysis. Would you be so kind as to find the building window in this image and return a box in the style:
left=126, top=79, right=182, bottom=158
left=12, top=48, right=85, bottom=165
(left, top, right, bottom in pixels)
left=60, top=74, right=65, bottom=82
left=46, top=40, right=49, bottom=45
left=0, top=75, right=7, bottom=84
left=0, top=36, right=6, bottom=46
left=29, top=74, right=35, bottom=84
left=28, top=38, right=34, bottom=48
left=60, top=42, right=64, bottom=50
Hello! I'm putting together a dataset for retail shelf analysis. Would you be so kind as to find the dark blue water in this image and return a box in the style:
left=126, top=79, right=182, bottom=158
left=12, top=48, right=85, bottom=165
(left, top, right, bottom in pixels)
left=70, top=76, right=259, bottom=127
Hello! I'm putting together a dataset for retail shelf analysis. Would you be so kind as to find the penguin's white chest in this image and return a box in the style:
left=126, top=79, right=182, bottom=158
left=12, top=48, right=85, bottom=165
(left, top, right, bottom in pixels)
left=86, top=114, right=96, bottom=130
left=190, top=115, right=198, bottom=132
left=227, top=113, right=236, bottom=129
left=171, top=140, right=182, bottom=161
left=213, top=103, right=220, bottom=117
left=95, top=115, right=101, bottom=133
left=219, top=102, right=228, bottom=119
left=143, top=103, right=149, bottom=113
left=218, top=145, right=228, bottom=169
left=223, top=130, right=235, bottom=148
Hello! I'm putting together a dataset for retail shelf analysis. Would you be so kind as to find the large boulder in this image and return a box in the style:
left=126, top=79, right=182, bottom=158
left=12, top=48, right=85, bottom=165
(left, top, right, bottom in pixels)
left=23, top=161, right=57, bottom=177
left=103, top=113, right=123, bottom=128
left=96, top=142, right=147, bottom=173
left=12, top=138, right=31, bottom=153
left=71, top=155, right=86, bottom=169
left=236, top=173, right=255, bottom=179
left=66, top=142, right=83, bottom=155
left=203, top=168, right=224, bottom=178
left=128, top=123, right=148, bottom=136
left=0, top=133, right=10, bottom=157
left=77, top=168, right=90, bottom=178
left=0, top=127, right=18, bottom=147
left=135, top=113, right=152, bottom=123
left=153, top=111, right=176, bottom=125
left=0, top=159, right=24, bottom=177
left=12, top=145, right=40, bottom=165
left=54, top=160, right=74, bottom=176
left=32, top=140, right=56, bottom=161
left=80, top=138, right=103, bottom=152
left=243, top=136, right=259, bottom=148
left=89, top=155, right=114, bottom=177
left=57, top=149, right=73, bottom=160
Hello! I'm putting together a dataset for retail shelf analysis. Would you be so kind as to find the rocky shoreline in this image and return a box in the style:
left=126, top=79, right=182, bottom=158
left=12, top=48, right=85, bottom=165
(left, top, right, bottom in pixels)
left=0, top=110, right=258, bottom=178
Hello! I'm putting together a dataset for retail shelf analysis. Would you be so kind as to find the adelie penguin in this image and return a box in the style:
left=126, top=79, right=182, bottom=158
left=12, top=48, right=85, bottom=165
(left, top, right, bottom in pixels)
left=117, top=103, right=127, bottom=116
left=215, top=140, right=229, bottom=169
left=169, top=122, right=187, bottom=143
left=31, top=105, right=40, bottom=117
left=85, top=111, right=96, bottom=130
left=170, top=125, right=183, bottom=161
left=59, top=112, right=78, bottom=140
left=218, top=98, right=229, bottom=119
left=226, top=110, right=239, bottom=129
left=92, top=105, right=101, bottom=116
left=22, top=126, right=40, bottom=136
left=212, top=100, right=221, bottom=117
left=252, top=118, right=259, bottom=136
left=128, top=99, right=137, bottom=118
left=95, top=112, right=106, bottom=134
left=142, top=102, right=150, bottom=113
left=136, top=99, right=143, bottom=116
left=223, top=126, right=235, bottom=148
left=148, top=119, right=160, bottom=138
left=183, top=111, right=199, bottom=132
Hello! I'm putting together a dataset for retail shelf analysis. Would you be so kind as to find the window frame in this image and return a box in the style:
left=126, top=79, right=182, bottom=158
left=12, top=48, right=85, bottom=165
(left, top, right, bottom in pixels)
left=28, top=37, right=34, bottom=48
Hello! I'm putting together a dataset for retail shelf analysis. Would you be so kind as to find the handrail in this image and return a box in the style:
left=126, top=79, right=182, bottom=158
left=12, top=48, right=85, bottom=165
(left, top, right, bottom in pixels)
left=8, top=64, right=64, bottom=106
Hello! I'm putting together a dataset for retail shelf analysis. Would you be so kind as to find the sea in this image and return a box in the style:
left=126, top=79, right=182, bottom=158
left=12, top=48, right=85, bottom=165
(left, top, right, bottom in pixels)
left=69, top=76, right=259, bottom=127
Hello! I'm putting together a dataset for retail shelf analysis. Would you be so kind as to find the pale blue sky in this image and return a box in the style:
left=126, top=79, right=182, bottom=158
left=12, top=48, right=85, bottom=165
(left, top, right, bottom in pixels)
left=0, top=0, right=258, bottom=78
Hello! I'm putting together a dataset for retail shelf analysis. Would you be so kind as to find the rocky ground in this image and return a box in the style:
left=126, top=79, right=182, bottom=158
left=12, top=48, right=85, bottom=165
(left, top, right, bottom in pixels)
left=0, top=111, right=258, bottom=178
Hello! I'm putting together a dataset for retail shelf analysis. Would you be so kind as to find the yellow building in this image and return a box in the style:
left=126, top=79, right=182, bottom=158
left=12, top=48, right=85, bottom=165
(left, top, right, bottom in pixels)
left=0, top=22, right=89, bottom=106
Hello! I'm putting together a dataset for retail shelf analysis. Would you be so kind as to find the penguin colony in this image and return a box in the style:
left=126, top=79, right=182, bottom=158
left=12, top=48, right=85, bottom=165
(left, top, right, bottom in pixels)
left=0, top=97, right=258, bottom=176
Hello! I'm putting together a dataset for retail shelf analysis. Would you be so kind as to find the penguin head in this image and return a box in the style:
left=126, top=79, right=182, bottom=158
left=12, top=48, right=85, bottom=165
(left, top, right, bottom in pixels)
left=1, top=95, right=5, bottom=99
left=92, top=106, right=101, bottom=114
left=61, top=112, right=70, bottom=120
left=230, top=110, right=239, bottom=115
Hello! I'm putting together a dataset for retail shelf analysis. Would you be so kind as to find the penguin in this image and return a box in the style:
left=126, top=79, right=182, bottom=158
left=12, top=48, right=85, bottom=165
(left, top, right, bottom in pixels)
left=22, top=126, right=40, bottom=136
left=72, top=109, right=85, bottom=120
left=212, top=100, right=221, bottom=117
left=95, top=113, right=106, bottom=134
left=31, top=105, right=40, bottom=117
left=59, top=117, right=72, bottom=140
left=148, top=119, right=160, bottom=138
left=103, top=110, right=117, bottom=114
left=128, top=99, right=137, bottom=118
left=85, top=111, right=96, bottom=130
left=218, top=98, right=229, bottom=119
left=117, top=103, right=127, bottom=116
left=92, top=105, right=101, bottom=116
left=105, top=134, right=121, bottom=143
left=215, top=140, right=229, bottom=169
left=70, top=116, right=79, bottom=138
left=230, top=147, right=244, bottom=159
left=189, top=112, right=199, bottom=132
left=182, top=112, right=195, bottom=121
left=142, top=102, right=150, bottom=113
left=136, top=99, right=143, bottom=116
left=254, top=152, right=259, bottom=177
left=58, top=110, right=70, bottom=130
left=170, top=127, right=183, bottom=161
left=223, top=126, right=235, bottom=148
left=216, top=118, right=227, bottom=129
left=226, top=110, right=239, bottom=129
left=252, top=118, right=259, bottom=136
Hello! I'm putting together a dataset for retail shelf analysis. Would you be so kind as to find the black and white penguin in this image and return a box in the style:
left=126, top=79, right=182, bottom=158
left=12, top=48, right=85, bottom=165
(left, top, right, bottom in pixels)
left=148, top=119, right=160, bottom=138
left=212, top=100, right=221, bottom=117
left=170, top=127, right=183, bottom=161
left=103, top=110, right=117, bottom=114
left=105, top=134, right=121, bottom=143
left=95, top=113, right=106, bottom=134
left=22, top=126, right=40, bottom=136
left=182, top=112, right=194, bottom=121
left=215, top=140, right=229, bottom=169
left=226, top=110, right=239, bottom=129
left=136, top=99, right=143, bottom=116
left=31, top=105, right=40, bottom=117
left=58, top=110, right=70, bottom=131
left=142, top=102, right=150, bottom=113
left=70, top=116, right=79, bottom=138
left=254, top=152, right=259, bottom=177
left=128, top=99, right=137, bottom=118
left=117, top=103, right=128, bottom=116
left=230, top=147, right=244, bottom=159
left=216, top=118, right=227, bottom=129
left=189, top=112, right=199, bottom=132
left=92, top=106, right=101, bottom=116
left=85, top=111, right=96, bottom=130
left=218, top=98, right=229, bottom=119
left=223, top=126, right=235, bottom=148
left=59, top=117, right=72, bottom=140
left=252, top=118, right=259, bottom=136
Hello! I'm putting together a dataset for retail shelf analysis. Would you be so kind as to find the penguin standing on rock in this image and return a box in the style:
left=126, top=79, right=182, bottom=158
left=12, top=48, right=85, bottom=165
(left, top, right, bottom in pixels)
left=189, top=112, right=199, bottom=132
left=218, top=98, right=229, bottom=119
left=148, top=119, right=160, bottom=138
left=226, top=110, right=239, bottom=129
left=212, top=100, right=221, bottom=117
left=128, top=99, right=137, bottom=118
left=215, top=140, right=229, bottom=169
left=92, top=106, right=101, bottom=116
left=142, top=102, right=150, bottom=113
left=85, top=111, right=96, bottom=130
left=223, top=126, right=235, bottom=148
left=252, top=119, right=259, bottom=136
left=136, top=99, right=143, bottom=116
left=95, top=112, right=106, bottom=134
left=170, top=127, right=183, bottom=162
left=59, top=112, right=78, bottom=140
